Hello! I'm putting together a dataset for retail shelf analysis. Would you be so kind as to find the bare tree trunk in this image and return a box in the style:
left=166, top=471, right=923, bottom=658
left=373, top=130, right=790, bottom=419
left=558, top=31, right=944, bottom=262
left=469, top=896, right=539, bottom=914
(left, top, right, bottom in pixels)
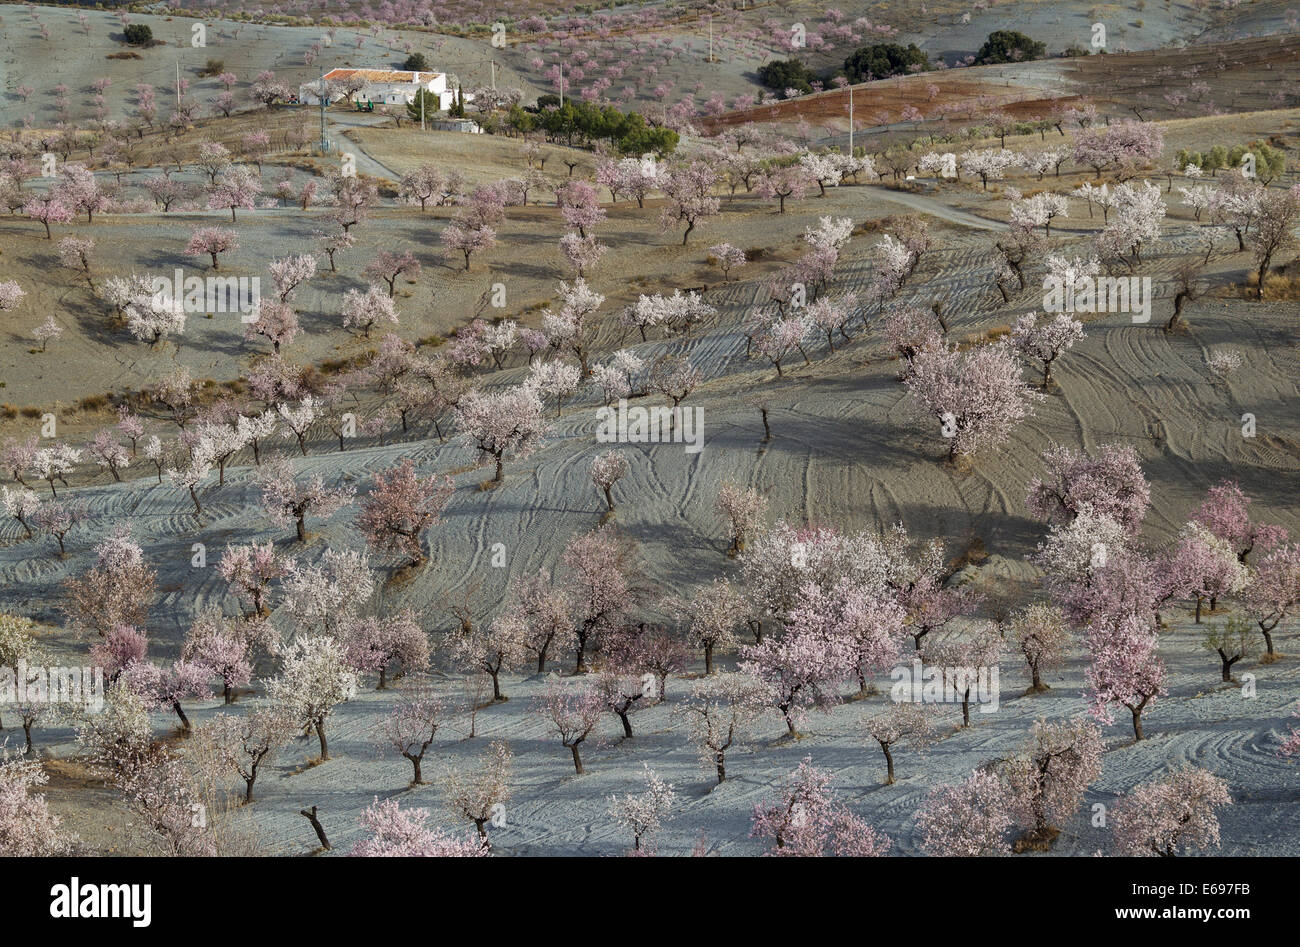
left=172, top=700, right=191, bottom=732
left=299, top=805, right=331, bottom=850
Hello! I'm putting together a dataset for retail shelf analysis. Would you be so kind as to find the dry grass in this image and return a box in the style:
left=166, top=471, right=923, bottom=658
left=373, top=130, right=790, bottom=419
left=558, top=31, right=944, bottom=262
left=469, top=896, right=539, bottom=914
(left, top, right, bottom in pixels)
left=1261, top=273, right=1300, bottom=301
left=961, top=325, right=1011, bottom=347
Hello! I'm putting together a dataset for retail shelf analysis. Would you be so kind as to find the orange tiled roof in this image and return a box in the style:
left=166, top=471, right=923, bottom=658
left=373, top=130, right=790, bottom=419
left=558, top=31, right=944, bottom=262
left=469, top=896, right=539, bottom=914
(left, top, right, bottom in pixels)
left=321, top=68, right=441, bottom=84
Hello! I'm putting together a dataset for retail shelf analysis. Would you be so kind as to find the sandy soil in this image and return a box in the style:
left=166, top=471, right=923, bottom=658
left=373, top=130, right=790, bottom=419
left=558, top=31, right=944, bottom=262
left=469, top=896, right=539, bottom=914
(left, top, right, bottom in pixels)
left=5, top=196, right=1299, bottom=853
left=1, top=2, right=1298, bottom=858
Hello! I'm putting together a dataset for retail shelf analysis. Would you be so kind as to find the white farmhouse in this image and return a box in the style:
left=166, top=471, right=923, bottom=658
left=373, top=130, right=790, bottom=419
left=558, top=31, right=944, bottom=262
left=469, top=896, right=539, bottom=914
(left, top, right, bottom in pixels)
left=299, top=69, right=462, bottom=109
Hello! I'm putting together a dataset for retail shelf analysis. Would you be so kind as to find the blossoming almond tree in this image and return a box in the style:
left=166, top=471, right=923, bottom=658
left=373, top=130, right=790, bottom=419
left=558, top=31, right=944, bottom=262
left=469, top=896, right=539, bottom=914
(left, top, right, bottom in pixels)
left=33, top=498, right=86, bottom=559
left=0, top=752, right=75, bottom=855
left=751, top=757, right=891, bottom=856
left=608, top=765, right=677, bottom=855
left=351, top=798, right=486, bottom=857
left=675, top=673, right=762, bottom=784
left=343, top=612, right=430, bottom=689
left=258, top=458, right=355, bottom=542
left=89, top=626, right=146, bottom=684
left=905, top=339, right=1043, bottom=461
left=668, top=577, right=747, bottom=675
left=121, top=657, right=213, bottom=732
left=659, top=160, right=720, bottom=244
left=1086, top=613, right=1166, bottom=741
left=0, top=282, right=25, bottom=312
left=1191, top=479, right=1287, bottom=564
left=716, top=481, right=768, bottom=556
left=441, top=740, right=512, bottom=843
left=556, top=179, right=606, bottom=237
left=62, top=530, right=156, bottom=637
left=494, top=569, right=574, bottom=674
left=1, top=486, right=39, bottom=540
left=245, top=302, right=301, bottom=355
left=709, top=242, right=747, bottom=281
left=863, top=701, right=939, bottom=785
left=282, top=549, right=374, bottom=639
left=362, top=250, right=420, bottom=297
left=24, top=193, right=73, bottom=239
left=268, top=635, right=357, bottom=761
left=959, top=148, right=1021, bottom=189
left=31, top=439, right=78, bottom=491
left=182, top=613, right=252, bottom=704
left=1111, top=766, right=1231, bottom=856
left=527, top=359, right=581, bottom=416
left=441, top=185, right=504, bottom=270
left=208, top=165, right=261, bottom=221
left=399, top=165, right=444, bottom=210
left=590, top=351, right=643, bottom=404
left=357, top=459, right=453, bottom=567
left=923, top=621, right=1003, bottom=727
left=268, top=253, right=317, bottom=303
left=915, top=769, right=1013, bottom=856
left=589, top=450, right=629, bottom=514
left=185, top=226, right=239, bottom=270
left=57, top=236, right=96, bottom=291
left=454, top=609, right=529, bottom=702
left=1169, top=521, right=1250, bottom=622
left=1280, top=707, right=1300, bottom=759
left=1010, top=603, right=1072, bottom=693
left=882, top=305, right=943, bottom=373
left=217, top=542, right=290, bottom=619
left=559, top=232, right=607, bottom=278
left=562, top=524, right=637, bottom=673
left=1026, top=443, right=1151, bottom=535
left=342, top=285, right=399, bottom=337
left=441, top=220, right=497, bottom=271
left=541, top=278, right=604, bottom=377
left=1011, top=311, right=1085, bottom=390
left=798, top=153, right=843, bottom=197
left=199, top=708, right=292, bottom=803
left=1244, top=542, right=1300, bottom=659
left=1248, top=184, right=1300, bottom=299
left=740, top=615, right=853, bottom=736
left=755, top=163, right=810, bottom=214
left=380, top=682, right=444, bottom=785
left=999, top=715, right=1103, bottom=850
left=87, top=430, right=130, bottom=482
left=598, top=669, right=646, bottom=738
left=537, top=679, right=604, bottom=774
left=455, top=385, right=549, bottom=485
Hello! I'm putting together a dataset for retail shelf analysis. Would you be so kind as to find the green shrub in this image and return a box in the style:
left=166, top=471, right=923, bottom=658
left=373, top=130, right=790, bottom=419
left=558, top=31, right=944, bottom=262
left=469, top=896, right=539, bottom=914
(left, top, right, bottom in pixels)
left=842, top=43, right=929, bottom=82
left=123, top=24, right=153, bottom=46
left=757, top=58, right=816, bottom=94
left=973, top=30, right=1046, bottom=65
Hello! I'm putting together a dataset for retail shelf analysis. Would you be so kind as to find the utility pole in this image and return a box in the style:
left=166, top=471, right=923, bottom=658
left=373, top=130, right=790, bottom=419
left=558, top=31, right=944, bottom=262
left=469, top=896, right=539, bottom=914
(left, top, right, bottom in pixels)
left=490, top=59, right=497, bottom=90
left=848, top=86, right=854, bottom=154
left=558, top=63, right=564, bottom=107
left=708, top=18, right=714, bottom=63
left=175, top=60, right=181, bottom=110
left=319, top=67, right=327, bottom=153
